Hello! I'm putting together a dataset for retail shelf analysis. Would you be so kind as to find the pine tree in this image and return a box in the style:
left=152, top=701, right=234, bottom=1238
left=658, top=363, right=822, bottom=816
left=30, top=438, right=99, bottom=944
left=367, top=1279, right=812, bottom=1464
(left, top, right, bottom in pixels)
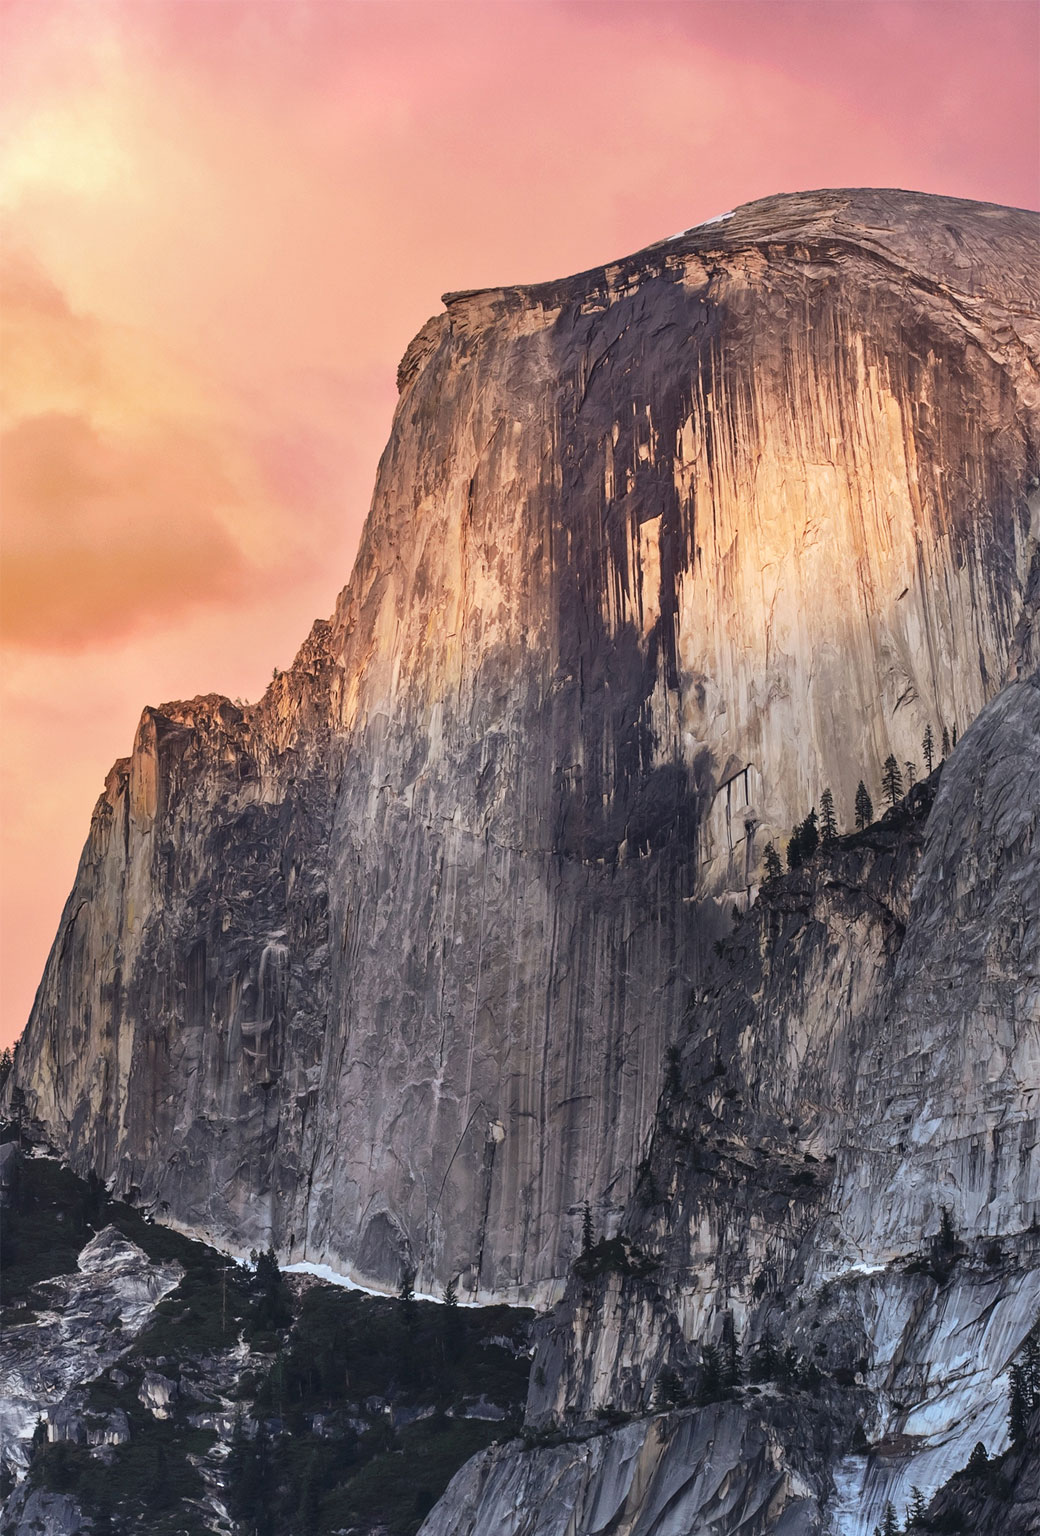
left=30, top=1418, right=47, bottom=1461
left=1009, top=1359, right=1031, bottom=1442
left=442, top=1273, right=463, bottom=1349
left=787, top=809, right=819, bottom=870
left=854, top=780, right=874, bottom=830
left=720, top=1312, right=742, bottom=1391
left=763, top=842, right=783, bottom=881
left=922, top=724, right=935, bottom=775
left=965, top=1441, right=989, bottom=1476
left=749, top=1332, right=779, bottom=1382
left=800, top=808, right=819, bottom=859
left=952, top=722, right=958, bottom=747
left=654, top=1366, right=687, bottom=1409
left=698, top=1342, right=724, bottom=1404
left=938, top=1205, right=957, bottom=1255
left=1024, top=1324, right=1040, bottom=1402
left=819, top=788, right=838, bottom=844
left=905, top=1487, right=927, bottom=1528
left=664, top=1043, right=682, bottom=1097
left=398, top=1262, right=416, bottom=1302
left=882, top=754, right=903, bottom=810
left=880, top=1503, right=901, bottom=1536
left=253, top=1246, right=292, bottom=1331
left=941, top=725, right=951, bottom=758
left=904, top=760, right=916, bottom=790
left=581, top=1200, right=595, bottom=1255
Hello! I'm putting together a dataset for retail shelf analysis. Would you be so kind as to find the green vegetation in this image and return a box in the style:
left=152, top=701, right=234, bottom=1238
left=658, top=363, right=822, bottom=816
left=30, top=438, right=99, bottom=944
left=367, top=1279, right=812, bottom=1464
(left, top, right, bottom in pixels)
left=581, top=1199, right=595, bottom=1255
left=31, top=1417, right=217, bottom=1536
left=819, top=788, right=838, bottom=844
left=882, top=754, right=904, bottom=810
left=1008, top=1318, right=1040, bottom=1443
left=904, top=1206, right=964, bottom=1285
left=572, top=1234, right=660, bottom=1281
left=227, top=1284, right=530, bottom=1535
left=786, top=808, right=819, bottom=870
left=855, top=779, right=874, bottom=830
left=762, top=841, right=783, bottom=881
left=0, top=1155, right=97, bottom=1317
left=5, top=1153, right=533, bottom=1536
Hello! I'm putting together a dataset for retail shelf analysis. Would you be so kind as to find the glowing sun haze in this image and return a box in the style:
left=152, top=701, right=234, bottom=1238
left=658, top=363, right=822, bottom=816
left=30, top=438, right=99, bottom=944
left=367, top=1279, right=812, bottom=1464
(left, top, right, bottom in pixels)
left=1, top=0, right=1038, bottom=1047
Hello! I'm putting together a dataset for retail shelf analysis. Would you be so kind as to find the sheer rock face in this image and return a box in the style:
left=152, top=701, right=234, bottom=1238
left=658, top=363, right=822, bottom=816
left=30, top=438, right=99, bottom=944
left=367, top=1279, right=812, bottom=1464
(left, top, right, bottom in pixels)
left=506, top=669, right=1040, bottom=1535
left=8, top=190, right=1040, bottom=1306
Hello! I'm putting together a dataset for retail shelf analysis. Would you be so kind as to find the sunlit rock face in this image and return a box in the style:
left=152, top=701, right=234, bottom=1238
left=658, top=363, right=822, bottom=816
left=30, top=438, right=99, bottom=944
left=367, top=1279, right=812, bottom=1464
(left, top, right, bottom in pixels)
left=7, top=189, right=1039, bottom=1305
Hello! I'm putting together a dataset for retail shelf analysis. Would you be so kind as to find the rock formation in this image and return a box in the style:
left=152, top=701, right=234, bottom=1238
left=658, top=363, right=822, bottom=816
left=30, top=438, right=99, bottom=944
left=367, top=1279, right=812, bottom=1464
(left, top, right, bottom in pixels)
left=6, top=190, right=1039, bottom=1330
left=421, top=663, right=1039, bottom=1531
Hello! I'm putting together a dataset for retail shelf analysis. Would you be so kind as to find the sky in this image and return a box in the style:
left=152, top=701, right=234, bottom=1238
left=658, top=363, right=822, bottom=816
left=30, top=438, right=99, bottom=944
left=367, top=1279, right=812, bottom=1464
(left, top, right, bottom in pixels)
left=1, top=0, right=1038, bottom=1049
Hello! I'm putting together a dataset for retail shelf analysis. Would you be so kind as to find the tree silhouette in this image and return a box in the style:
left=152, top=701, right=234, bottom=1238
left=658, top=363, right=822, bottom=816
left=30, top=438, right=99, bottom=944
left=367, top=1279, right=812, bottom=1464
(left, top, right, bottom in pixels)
left=1008, top=1321, right=1040, bottom=1442
left=786, top=809, right=819, bottom=870
left=854, top=781, right=873, bottom=830
left=654, top=1366, right=688, bottom=1409
left=881, top=754, right=903, bottom=810
left=581, top=1200, right=594, bottom=1255
left=904, top=760, right=916, bottom=789
left=877, top=1504, right=900, bottom=1536
left=800, top=808, right=819, bottom=860
left=941, top=725, right=951, bottom=758
left=965, top=1441, right=989, bottom=1476
left=819, top=788, right=838, bottom=844
left=763, top=842, right=783, bottom=881
left=720, top=1313, right=743, bottom=1391
left=253, top=1246, right=292, bottom=1331
left=698, top=1342, right=724, bottom=1404
left=905, top=1487, right=927, bottom=1528
left=1009, top=1361, right=1031, bottom=1442
left=922, top=724, right=935, bottom=775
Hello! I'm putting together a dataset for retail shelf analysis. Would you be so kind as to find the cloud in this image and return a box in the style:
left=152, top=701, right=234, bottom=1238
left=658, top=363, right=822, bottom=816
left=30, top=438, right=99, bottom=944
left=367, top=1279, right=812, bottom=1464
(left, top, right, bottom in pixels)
left=0, top=247, right=331, bottom=649
left=1, top=409, right=248, bottom=647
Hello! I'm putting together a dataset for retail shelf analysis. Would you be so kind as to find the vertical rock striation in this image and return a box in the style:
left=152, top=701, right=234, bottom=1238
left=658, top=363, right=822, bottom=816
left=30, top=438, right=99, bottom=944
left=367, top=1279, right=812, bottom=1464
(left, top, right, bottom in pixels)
left=421, top=664, right=1040, bottom=1534
left=7, top=190, right=1039, bottom=1310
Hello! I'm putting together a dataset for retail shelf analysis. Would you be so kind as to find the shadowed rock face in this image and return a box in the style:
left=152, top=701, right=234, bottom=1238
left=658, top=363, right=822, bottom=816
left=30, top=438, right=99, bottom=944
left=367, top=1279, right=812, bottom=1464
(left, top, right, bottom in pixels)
left=7, top=189, right=1039, bottom=1307
left=512, top=666, right=1040, bottom=1530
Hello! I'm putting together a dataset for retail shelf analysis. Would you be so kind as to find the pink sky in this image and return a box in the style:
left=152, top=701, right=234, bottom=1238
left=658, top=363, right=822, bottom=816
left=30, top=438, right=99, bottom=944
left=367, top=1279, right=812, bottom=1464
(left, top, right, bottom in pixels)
left=1, top=0, right=1038, bottom=1048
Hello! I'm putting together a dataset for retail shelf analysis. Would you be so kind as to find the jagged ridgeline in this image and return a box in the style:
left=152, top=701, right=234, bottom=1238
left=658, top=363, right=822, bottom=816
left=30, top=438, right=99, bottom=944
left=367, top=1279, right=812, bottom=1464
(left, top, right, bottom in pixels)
left=0, top=185, right=1032, bottom=1505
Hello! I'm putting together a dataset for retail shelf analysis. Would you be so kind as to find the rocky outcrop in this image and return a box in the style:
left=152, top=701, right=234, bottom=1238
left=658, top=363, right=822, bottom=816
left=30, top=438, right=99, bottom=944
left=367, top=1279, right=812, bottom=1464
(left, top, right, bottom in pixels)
left=421, top=1403, right=827, bottom=1536
left=7, top=190, right=1039, bottom=1310
left=429, top=667, right=1039, bottom=1533
left=0, top=1222, right=182, bottom=1483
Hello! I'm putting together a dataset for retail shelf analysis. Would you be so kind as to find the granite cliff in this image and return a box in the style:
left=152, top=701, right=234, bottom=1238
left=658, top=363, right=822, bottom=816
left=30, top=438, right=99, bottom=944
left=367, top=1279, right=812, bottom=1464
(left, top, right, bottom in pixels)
left=6, top=190, right=1039, bottom=1337
left=422, top=662, right=1039, bottom=1532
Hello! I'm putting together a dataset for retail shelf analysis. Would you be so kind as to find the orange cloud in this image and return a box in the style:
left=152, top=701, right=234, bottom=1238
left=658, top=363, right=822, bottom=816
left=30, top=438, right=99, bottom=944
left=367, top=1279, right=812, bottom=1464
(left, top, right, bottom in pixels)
left=0, top=247, right=344, bottom=648
left=1, top=410, right=247, bottom=647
